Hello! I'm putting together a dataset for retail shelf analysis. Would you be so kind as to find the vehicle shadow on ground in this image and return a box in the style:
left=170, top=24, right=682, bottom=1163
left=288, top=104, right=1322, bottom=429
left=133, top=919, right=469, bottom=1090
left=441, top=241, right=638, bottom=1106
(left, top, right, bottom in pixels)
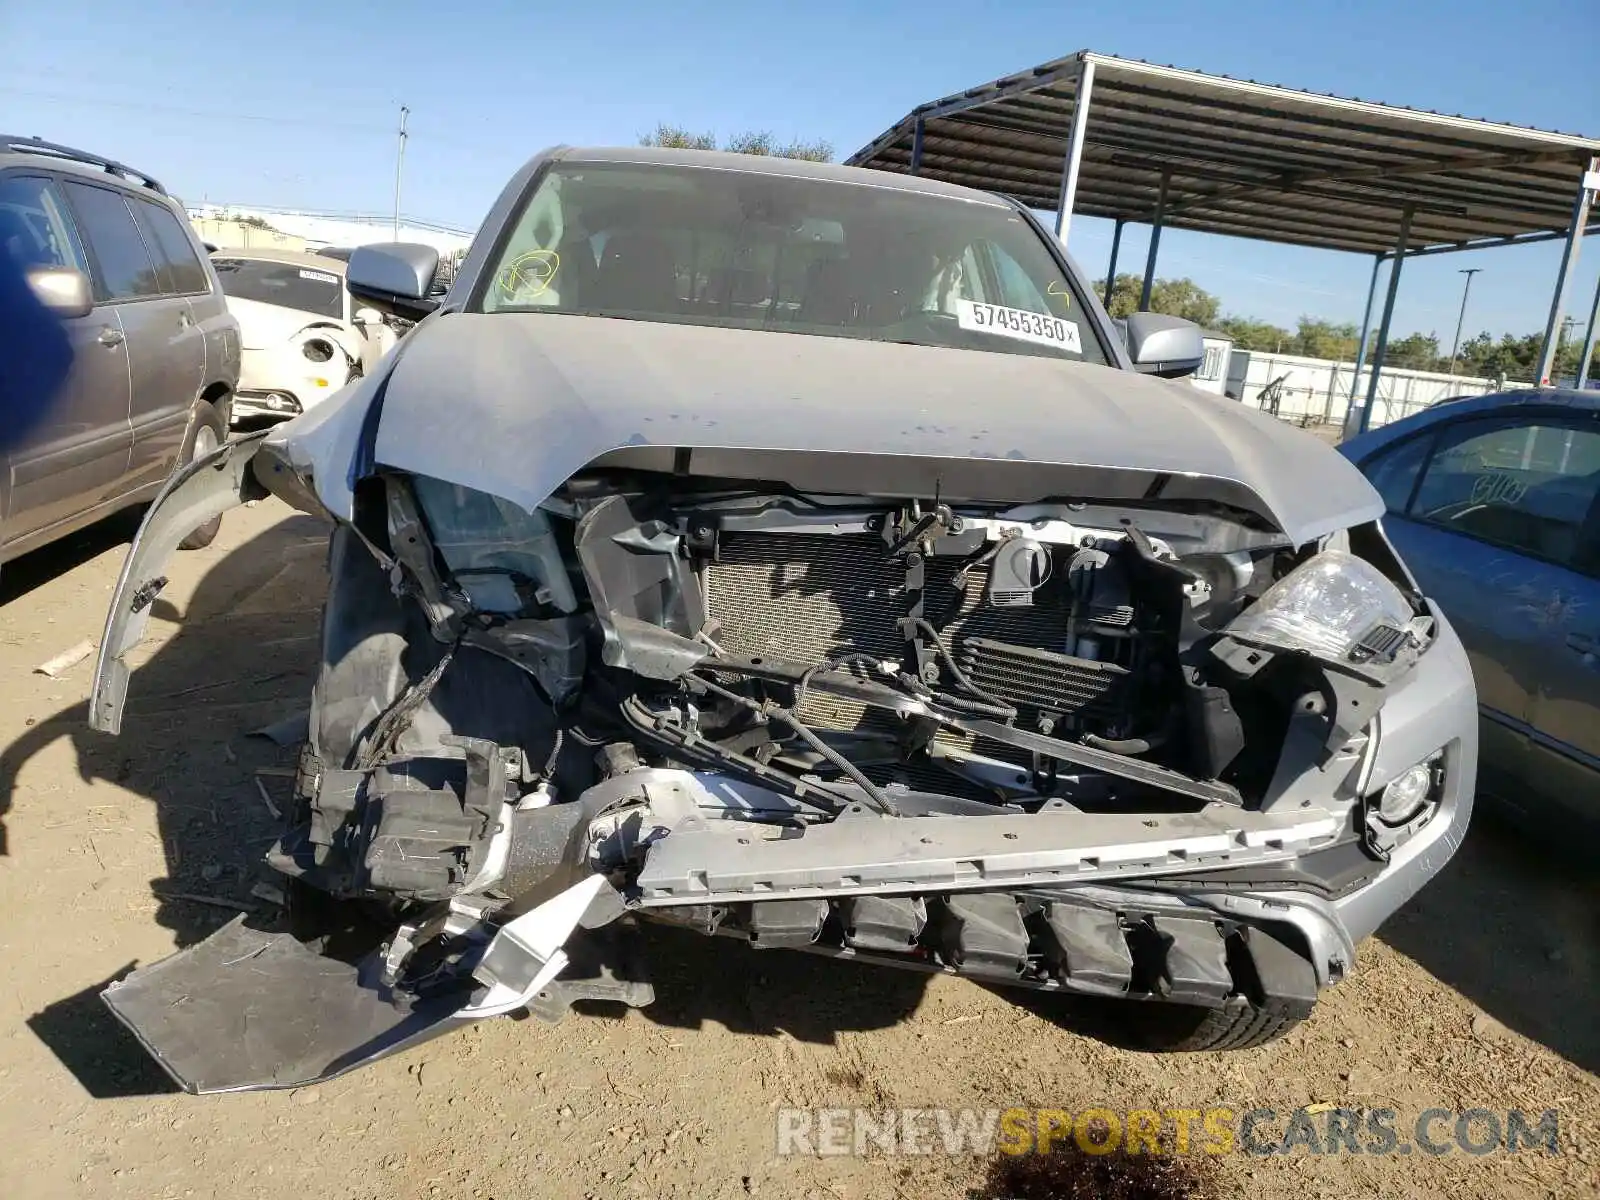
left=5, top=512, right=328, bottom=1094
left=593, top=925, right=935, bottom=1042
left=1, top=511, right=326, bottom=877
left=0, top=509, right=142, bottom=607
left=25, top=967, right=180, bottom=1097
left=1377, top=810, right=1600, bottom=1075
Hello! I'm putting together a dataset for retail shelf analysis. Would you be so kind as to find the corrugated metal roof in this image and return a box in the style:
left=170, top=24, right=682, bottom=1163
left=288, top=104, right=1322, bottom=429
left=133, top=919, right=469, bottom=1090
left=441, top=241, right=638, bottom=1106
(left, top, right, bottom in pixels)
left=847, top=52, right=1600, bottom=256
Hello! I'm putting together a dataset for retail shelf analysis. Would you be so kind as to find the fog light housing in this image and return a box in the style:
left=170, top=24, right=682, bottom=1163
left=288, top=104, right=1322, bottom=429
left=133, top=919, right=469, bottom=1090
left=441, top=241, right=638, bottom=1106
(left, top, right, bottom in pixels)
left=1376, top=759, right=1436, bottom=825
left=265, top=392, right=293, bottom=411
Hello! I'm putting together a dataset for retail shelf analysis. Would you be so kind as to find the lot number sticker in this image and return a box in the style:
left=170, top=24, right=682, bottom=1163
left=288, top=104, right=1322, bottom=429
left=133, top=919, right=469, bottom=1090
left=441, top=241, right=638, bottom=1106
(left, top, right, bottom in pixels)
left=957, top=299, right=1081, bottom=353
left=299, top=269, right=340, bottom=285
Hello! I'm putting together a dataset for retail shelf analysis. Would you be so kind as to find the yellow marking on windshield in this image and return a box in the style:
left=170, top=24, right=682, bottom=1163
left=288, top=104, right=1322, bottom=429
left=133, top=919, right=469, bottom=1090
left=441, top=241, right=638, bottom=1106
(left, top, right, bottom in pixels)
left=499, top=249, right=560, bottom=300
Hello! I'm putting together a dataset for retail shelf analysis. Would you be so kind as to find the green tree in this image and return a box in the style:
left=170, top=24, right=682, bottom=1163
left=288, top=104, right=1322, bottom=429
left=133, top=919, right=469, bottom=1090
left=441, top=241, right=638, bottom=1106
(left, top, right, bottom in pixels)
left=639, top=124, right=717, bottom=151
left=723, top=130, right=834, bottom=161
left=1216, top=315, right=1293, bottom=353
left=1560, top=337, right=1598, bottom=383
left=1195, top=297, right=1596, bottom=383
left=1453, top=331, right=1536, bottom=380
left=1383, top=332, right=1443, bottom=371
left=640, top=125, right=833, bottom=162
left=1292, top=317, right=1360, bottom=361
left=1102, top=274, right=1221, bottom=326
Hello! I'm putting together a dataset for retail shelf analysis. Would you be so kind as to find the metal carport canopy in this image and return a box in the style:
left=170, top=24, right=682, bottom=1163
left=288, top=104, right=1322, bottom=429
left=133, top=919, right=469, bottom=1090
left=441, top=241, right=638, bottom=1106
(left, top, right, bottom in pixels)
left=848, top=50, right=1600, bottom=257
left=849, top=51, right=1600, bottom=406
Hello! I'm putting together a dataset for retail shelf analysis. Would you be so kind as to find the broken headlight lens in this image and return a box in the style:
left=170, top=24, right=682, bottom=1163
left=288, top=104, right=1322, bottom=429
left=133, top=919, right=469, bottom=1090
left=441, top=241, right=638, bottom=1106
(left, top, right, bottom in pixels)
left=411, top=476, right=578, bottom=615
left=1228, top=549, right=1414, bottom=662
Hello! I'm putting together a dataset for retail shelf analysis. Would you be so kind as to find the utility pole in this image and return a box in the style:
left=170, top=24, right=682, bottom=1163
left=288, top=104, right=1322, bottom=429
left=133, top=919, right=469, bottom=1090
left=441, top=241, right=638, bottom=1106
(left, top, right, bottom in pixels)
left=1554, top=316, right=1579, bottom=384
left=393, top=105, right=409, bottom=242
left=1446, top=268, right=1481, bottom=378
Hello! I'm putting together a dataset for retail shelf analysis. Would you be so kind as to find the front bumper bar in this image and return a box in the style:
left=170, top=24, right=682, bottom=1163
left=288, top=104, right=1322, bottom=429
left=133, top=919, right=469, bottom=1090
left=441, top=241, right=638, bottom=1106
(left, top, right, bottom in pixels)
left=632, top=798, right=1343, bottom=906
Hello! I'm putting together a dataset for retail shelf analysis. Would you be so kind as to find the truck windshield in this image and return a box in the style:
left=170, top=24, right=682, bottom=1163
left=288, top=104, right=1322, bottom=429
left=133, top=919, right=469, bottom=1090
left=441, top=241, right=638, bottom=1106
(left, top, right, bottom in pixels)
left=475, top=161, right=1109, bottom=366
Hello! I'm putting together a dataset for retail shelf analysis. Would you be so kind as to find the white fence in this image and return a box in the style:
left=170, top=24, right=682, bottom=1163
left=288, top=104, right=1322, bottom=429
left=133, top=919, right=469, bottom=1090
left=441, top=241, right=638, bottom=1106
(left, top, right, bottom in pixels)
left=1224, top=349, right=1530, bottom=433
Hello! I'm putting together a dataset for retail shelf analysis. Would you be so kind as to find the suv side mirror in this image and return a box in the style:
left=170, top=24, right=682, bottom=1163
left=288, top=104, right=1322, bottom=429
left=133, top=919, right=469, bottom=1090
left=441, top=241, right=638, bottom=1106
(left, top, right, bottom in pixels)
left=346, top=243, right=441, bottom=321
left=26, top=264, right=93, bottom=319
left=1124, top=312, right=1205, bottom=379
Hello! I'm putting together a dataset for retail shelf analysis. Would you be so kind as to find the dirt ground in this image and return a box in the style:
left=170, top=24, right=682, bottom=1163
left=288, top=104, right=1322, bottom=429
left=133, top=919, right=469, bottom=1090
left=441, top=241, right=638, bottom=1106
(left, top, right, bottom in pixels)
left=1, top=499, right=1596, bottom=1200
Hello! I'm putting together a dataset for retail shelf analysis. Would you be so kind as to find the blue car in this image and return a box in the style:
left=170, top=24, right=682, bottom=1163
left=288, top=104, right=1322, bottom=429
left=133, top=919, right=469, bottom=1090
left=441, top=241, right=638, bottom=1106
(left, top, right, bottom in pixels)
left=1341, top=389, right=1600, bottom=834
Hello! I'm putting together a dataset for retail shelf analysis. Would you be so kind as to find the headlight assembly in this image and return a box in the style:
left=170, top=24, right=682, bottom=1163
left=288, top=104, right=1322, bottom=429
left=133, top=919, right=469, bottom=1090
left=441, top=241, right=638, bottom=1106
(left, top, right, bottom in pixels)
left=1227, top=549, right=1416, bottom=663
left=1365, top=752, right=1444, bottom=854
left=1376, top=759, right=1435, bottom=824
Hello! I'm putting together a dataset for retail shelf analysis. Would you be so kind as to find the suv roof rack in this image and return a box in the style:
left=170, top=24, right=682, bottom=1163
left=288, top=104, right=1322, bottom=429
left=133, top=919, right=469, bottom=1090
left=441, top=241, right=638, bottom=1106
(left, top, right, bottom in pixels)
left=0, top=135, right=166, bottom=195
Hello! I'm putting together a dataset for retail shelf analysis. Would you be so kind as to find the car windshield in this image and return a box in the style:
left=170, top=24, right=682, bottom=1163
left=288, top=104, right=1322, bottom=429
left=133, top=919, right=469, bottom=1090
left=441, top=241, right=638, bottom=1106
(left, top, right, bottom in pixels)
left=213, top=257, right=344, bottom=318
left=475, top=161, right=1110, bottom=365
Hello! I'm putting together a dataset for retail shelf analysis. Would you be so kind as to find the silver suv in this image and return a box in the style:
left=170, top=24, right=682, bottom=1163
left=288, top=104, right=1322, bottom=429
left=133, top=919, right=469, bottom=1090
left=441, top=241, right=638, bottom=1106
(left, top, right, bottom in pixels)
left=0, top=137, right=240, bottom=566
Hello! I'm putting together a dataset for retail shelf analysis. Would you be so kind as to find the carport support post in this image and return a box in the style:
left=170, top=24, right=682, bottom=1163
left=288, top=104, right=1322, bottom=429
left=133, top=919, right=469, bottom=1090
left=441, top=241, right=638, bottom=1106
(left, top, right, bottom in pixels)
left=1103, top=218, right=1125, bottom=306
left=1139, top=170, right=1171, bottom=311
left=1578, top=272, right=1600, bottom=390
left=1535, top=158, right=1598, bottom=385
left=1359, top=204, right=1415, bottom=435
left=910, top=117, right=926, bottom=175
left=1052, top=57, right=1095, bottom=246
left=1349, top=253, right=1384, bottom=403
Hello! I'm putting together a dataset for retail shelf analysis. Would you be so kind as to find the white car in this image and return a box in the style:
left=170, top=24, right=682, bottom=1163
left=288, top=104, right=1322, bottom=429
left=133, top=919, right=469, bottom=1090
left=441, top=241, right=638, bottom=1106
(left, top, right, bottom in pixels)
left=211, top=249, right=397, bottom=423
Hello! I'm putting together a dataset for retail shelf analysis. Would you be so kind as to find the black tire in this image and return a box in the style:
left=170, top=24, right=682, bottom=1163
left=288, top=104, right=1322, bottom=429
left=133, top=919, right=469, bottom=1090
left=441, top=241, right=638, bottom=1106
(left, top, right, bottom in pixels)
left=1114, top=994, right=1305, bottom=1052
left=177, top=402, right=227, bottom=550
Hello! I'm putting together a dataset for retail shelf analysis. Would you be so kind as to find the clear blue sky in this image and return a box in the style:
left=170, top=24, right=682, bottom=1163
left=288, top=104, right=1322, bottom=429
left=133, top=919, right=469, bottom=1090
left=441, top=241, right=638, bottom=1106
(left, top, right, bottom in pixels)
left=5, top=0, right=1598, bottom=343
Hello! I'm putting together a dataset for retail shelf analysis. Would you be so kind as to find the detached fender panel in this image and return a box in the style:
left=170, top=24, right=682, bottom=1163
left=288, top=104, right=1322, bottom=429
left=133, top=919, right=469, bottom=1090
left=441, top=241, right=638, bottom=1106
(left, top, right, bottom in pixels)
left=90, top=431, right=272, bottom=734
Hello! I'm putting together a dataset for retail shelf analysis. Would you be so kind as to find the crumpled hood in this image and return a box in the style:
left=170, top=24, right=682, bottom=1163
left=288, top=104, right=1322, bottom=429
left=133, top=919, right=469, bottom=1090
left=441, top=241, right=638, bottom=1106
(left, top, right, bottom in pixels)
left=270, top=313, right=1382, bottom=545
left=228, top=296, right=352, bottom=352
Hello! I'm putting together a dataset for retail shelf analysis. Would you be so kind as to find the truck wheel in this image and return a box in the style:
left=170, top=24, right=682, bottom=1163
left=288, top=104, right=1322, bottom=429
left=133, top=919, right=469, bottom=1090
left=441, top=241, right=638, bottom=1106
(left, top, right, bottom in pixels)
left=177, top=404, right=227, bottom=550
left=1117, top=994, right=1306, bottom=1052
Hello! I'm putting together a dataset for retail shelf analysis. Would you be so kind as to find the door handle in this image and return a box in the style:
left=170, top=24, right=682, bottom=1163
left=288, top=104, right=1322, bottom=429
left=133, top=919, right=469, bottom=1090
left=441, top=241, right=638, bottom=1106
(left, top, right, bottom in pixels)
left=97, top=326, right=124, bottom=348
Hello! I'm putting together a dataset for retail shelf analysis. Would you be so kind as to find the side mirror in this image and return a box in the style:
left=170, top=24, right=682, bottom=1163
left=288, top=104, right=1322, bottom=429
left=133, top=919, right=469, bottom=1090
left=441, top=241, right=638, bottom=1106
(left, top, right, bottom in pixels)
left=1124, top=312, right=1205, bottom=379
left=346, top=243, right=441, bottom=321
left=26, top=264, right=93, bottom=319
left=351, top=306, right=384, bottom=326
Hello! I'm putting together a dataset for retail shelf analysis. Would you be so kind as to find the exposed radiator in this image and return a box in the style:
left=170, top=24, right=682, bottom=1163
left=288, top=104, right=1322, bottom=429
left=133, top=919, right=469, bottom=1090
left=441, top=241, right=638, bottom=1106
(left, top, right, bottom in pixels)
left=705, top=532, right=1124, bottom=730
left=956, top=638, right=1129, bottom=727
left=708, top=530, right=1071, bottom=648
left=706, top=533, right=910, bottom=675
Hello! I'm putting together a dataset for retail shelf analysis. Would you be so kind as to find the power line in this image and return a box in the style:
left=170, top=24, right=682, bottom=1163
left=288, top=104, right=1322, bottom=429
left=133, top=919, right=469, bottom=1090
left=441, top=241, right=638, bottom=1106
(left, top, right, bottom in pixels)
left=0, top=85, right=393, bottom=135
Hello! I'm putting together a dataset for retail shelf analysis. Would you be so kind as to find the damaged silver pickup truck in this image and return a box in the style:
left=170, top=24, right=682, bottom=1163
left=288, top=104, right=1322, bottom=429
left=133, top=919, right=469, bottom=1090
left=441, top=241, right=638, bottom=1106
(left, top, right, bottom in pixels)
left=90, top=147, right=1477, bottom=1093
